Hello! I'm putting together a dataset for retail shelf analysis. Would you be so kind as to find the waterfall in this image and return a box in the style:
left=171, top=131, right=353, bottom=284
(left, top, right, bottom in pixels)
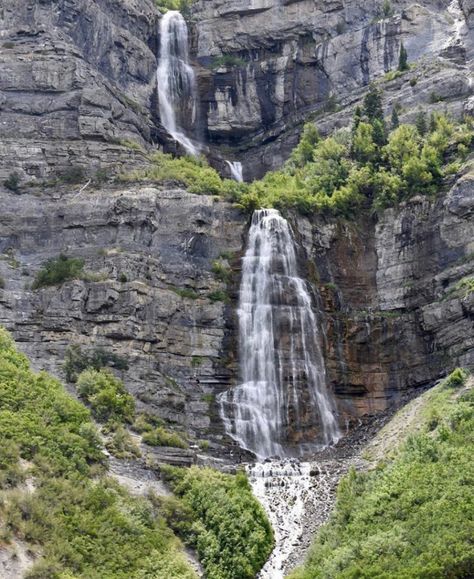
left=220, top=209, right=340, bottom=459
left=226, top=160, right=244, bottom=182
left=157, top=11, right=200, bottom=156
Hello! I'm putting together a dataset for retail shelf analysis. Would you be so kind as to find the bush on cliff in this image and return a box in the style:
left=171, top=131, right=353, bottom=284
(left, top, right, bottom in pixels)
left=31, top=254, right=85, bottom=289
left=289, top=368, right=474, bottom=579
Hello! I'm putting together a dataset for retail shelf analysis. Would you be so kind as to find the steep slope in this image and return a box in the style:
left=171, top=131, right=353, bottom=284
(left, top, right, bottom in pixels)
left=290, top=369, right=474, bottom=578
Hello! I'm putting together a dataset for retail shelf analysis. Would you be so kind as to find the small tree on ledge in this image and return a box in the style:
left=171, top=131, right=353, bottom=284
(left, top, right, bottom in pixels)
left=398, top=42, right=409, bottom=71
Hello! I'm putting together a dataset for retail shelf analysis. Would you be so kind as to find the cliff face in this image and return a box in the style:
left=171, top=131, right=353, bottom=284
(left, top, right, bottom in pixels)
left=0, top=170, right=472, bottom=447
left=0, top=0, right=159, bottom=182
left=0, top=186, right=246, bottom=447
left=0, top=0, right=473, bottom=451
left=1, top=0, right=472, bottom=181
left=192, top=0, right=473, bottom=177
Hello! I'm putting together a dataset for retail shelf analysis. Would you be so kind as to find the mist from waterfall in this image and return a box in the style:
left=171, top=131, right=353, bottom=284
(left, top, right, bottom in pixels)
left=220, top=209, right=340, bottom=459
left=157, top=11, right=200, bottom=156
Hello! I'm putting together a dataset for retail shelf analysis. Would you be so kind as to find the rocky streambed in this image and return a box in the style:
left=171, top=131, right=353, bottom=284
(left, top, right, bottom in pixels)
left=247, top=458, right=354, bottom=578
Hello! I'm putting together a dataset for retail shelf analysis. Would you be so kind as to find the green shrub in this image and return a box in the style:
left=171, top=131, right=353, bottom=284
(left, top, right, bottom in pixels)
left=76, top=368, right=135, bottom=423
left=105, top=424, right=141, bottom=459
left=208, top=289, right=228, bottom=302
left=64, top=344, right=129, bottom=382
left=132, top=412, right=164, bottom=434
left=211, top=54, right=246, bottom=69
left=444, top=367, right=469, bottom=389
left=161, top=466, right=274, bottom=579
left=0, top=276, right=4, bottom=289
left=58, top=166, right=85, bottom=184
left=142, top=427, right=188, bottom=449
left=211, top=260, right=232, bottom=282
left=4, top=172, right=20, bottom=192
left=31, top=254, right=85, bottom=289
left=173, top=287, right=199, bottom=300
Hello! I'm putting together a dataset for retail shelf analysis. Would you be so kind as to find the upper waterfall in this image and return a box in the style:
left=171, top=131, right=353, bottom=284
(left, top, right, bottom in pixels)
left=226, top=160, right=244, bottom=182
left=157, top=11, right=200, bottom=156
left=220, top=209, right=340, bottom=459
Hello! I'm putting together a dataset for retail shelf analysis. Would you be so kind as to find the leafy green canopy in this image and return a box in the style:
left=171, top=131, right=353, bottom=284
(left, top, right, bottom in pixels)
left=290, top=368, right=474, bottom=579
left=125, top=92, right=472, bottom=219
left=162, top=465, right=275, bottom=579
left=0, top=327, right=196, bottom=578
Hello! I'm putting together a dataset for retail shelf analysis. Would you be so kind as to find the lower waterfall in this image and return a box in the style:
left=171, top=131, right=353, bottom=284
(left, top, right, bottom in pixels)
left=219, top=209, right=340, bottom=459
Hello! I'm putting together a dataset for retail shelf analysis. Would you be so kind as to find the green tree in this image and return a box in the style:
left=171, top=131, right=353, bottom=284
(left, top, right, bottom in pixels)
left=398, top=41, right=409, bottom=71
left=363, top=84, right=384, bottom=123
left=352, top=122, right=377, bottom=163
left=289, top=123, right=320, bottom=167
left=77, top=368, right=135, bottom=423
left=391, top=106, right=400, bottom=129
left=415, top=111, right=428, bottom=136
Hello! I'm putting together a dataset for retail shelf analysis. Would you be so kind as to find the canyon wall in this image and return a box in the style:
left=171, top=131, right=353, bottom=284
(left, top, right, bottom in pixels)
left=0, top=0, right=473, bottom=453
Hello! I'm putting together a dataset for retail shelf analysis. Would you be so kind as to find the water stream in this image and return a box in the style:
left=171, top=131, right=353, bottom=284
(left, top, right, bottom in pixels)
left=220, top=209, right=340, bottom=459
left=226, top=160, right=244, bottom=182
left=157, top=11, right=200, bottom=156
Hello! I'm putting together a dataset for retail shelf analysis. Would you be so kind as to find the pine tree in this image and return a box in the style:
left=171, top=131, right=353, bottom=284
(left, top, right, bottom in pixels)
left=352, top=106, right=363, bottom=133
left=398, top=42, right=409, bottom=71
left=391, top=106, right=400, bottom=129
left=363, top=84, right=384, bottom=122
left=415, top=111, right=427, bottom=136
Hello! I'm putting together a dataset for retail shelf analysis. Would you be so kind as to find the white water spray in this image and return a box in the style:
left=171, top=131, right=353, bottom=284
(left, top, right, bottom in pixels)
left=226, top=160, right=244, bottom=182
left=157, top=11, right=200, bottom=156
left=220, top=209, right=340, bottom=459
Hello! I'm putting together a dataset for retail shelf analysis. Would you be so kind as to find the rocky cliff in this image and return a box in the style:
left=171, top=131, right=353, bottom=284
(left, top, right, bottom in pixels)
left=1, top=0, right=472, bottom=181
left=0, top=0, right=473, bottom=454
left=192, top=0, right=473, bottom=177
left=0, top=167, right=472, bottom=450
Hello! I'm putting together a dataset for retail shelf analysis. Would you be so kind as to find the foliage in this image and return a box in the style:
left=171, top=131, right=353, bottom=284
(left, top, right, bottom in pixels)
left=76, top=368, right=135, bottom=423
left=208, top=289, right=228, bottom=302
left=142, top=427, right=188, bottom=449
left=211, top=54, right=246, bottom=69
left=161, top=466, right=274, bottom=579
left=173, top=287, right=199, bottom=300
left=0, top=276, right=4, bottom=290
left=398, top=41, right=409, bottom=71
left=155, top=0, right=193, bottom=15
left=105, top=424, right=141, bottom=459
left=123, top=95, right=473, bottom=218
left=64, top=344, right=129, bottom=383
left=4, top=172, right=20, bottom=192
left=0, top=327, right=196, bottom=578
left=122, top=152, right=242, bottom=197
left=31, top=254, right=85, bottom=289
left=211, top=259, right=232, bottom=282
left=290, top=368, right=474, bottom=579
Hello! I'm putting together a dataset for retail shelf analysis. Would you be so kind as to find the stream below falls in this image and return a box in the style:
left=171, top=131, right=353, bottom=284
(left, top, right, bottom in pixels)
left=247, top=458, right=352, bottom=578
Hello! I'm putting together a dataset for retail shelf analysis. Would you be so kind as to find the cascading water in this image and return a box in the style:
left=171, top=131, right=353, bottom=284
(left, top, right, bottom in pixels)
left=220, top=209, right=340, bottom=459
left=226, top=160, right=244, bottom=182
left=157, top=11, right=200, bottom=156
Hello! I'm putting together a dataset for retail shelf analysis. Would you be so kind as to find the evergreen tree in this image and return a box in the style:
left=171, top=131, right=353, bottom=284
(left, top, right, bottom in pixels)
left=415, top=111, right=428, bottom=136
left=398, top=42, right=409, bottom=71
left=363, top=84, right=384, bottom=122
left=352, top=106, right=363, bottom=133
left=391, top=106, right=400, bottom=129
left=429, top=112, right=437, bottom=133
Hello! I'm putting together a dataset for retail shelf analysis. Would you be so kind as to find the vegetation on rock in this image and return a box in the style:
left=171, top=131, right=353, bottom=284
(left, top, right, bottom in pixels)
left=31, top=254, right=85, bottom=289
left=290, top=368, right=474, bottom=578
left=0, top=327, right=197, bottom=578
left=161, top=465, right=274, bottom=579
left=124, top=88, right=472, bottom=219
